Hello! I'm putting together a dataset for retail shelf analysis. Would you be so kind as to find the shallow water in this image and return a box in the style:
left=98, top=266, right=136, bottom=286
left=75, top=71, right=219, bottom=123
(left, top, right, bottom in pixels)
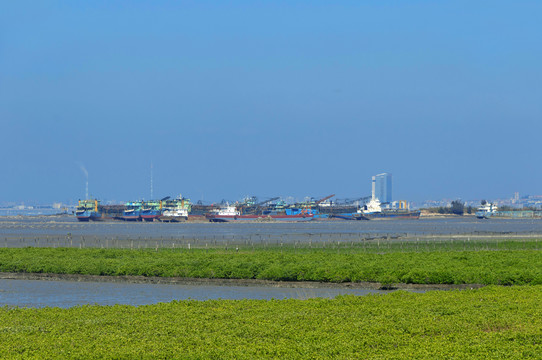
left=0, top=279, right=391, bottom=308
left=1, top=216, right=541, bottom=244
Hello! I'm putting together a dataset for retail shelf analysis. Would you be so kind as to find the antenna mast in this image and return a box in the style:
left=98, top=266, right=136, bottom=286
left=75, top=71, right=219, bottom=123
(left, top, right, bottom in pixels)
left=150, top=162, right=154, bottom=199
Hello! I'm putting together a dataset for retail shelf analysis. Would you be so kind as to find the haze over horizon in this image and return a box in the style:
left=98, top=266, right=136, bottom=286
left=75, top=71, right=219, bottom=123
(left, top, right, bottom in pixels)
left=1, top=1, right=541, bottom=204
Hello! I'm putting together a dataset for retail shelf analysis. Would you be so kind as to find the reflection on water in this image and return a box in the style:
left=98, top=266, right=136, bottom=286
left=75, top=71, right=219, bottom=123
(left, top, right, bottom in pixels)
left=0, top=279, right=391, bottom=308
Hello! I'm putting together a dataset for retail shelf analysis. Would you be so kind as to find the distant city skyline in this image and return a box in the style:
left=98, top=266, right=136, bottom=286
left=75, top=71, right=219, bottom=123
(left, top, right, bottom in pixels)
left=1, top=1, right=541, bottom=204
left=2, top=189, right=540, bottom=210
left=374, top=173, right=393, bottom=203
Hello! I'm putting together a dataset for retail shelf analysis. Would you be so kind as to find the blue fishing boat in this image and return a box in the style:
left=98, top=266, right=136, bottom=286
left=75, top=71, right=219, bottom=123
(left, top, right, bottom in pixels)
left=123, top=201, right=142, bottom=221
left=141, top=200, right=162, bottom=221
left=75, top=199, right=102, bottom=221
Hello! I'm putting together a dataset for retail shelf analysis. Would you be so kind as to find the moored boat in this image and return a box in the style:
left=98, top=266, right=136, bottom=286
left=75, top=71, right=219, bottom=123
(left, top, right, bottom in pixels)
left=140, top=200, right=162, bottom=222
left=206, top=204, right=314, bottom=222
left=361, top=209, right=421, bottom=219
left=329, top=213, right=368, bottom=220
left=159, top=196, right=191, bottom=222
left=75, top=199, right=102, bottom=221
left=358, top=197, right=420, bottom=219
left=476, top=203, right=498, bottom=219
left=266, top=212, right=314, bottom=221
left=262, top=207, right=315, bottom=221
left=206, top=205, right=241, bottom=222
left=123, top=201, right=142, bottom=221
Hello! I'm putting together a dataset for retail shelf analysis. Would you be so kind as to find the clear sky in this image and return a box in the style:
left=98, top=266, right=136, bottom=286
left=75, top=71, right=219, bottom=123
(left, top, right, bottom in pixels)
left=1, top=1, right=541, bottom=204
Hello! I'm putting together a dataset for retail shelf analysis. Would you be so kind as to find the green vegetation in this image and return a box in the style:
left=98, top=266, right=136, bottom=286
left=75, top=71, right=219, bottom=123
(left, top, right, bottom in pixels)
left=0, top=239, right=540, bottom=285
left=1, top=241, right=540, bottom=358
left=499, top=205, right=542, bottom=211
left=425, top=199, right=470, bottom=214
left=450, top=200, right=465, bottom=215
left=1, top=286, right=540, bottom=358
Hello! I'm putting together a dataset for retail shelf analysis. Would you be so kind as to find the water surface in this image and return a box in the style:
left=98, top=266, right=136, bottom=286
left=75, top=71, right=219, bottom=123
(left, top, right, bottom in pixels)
left=1, top=216, right=541, bottom=247
left=0, top=279, right=389, bottom=308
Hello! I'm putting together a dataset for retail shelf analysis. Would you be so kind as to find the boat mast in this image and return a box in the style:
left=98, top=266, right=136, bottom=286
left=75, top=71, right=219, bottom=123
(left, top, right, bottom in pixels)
left=150, top=162, right=154, bottom=200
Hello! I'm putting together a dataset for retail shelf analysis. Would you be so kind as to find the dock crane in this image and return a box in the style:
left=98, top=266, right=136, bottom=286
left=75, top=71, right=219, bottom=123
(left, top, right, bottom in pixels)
left=314, top=194, right=335, bottom=206
left=295, top=194, right=335, bottom=210
left=255, top=197, right=280, bottom=207
left=239, top=197, right=280, bottom=214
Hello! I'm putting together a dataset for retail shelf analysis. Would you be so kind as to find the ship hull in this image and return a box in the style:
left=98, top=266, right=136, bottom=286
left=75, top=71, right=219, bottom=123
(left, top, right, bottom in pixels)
left=206, top=214, right=314, bottom=222
left=76, top=211, right=102, bottom=222
left=475, top=211, right=495, bottom=219
left=141, top=210, right=162, bottom=221
left=141, top=216, right=160, bottom=221
left=363, top=211, right=421, bottom=219
left=267, top=214, right=314, bottom=221
left=122, top=216, right=141, bottom=221
left=158, top=216, right=188, bottom=222
left=317, top=206, right=359, bottom=216
left=206, top=214, right=259, bottom=222
left=122, top=212, right=141, bottom=221
left=141, top=205, right=163, bottom=221
left=329, top=213, right=368, bottom=221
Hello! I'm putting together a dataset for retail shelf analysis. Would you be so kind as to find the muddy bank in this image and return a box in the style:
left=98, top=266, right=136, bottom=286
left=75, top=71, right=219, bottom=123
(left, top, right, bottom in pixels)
left=0, top=272, right=485, bottom=291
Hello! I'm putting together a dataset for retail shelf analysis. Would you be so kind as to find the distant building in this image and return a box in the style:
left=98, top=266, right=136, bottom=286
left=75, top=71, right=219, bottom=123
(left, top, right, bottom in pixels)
left=374, top=173, right=392, bottom=203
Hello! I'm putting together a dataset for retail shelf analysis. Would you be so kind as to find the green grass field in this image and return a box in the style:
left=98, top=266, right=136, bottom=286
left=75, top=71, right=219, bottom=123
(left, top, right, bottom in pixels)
left=0, top=239, right=540, bottom=285
left=1, top=286, right=540, bottom=359
left=1, top=240, right=541, bottom=358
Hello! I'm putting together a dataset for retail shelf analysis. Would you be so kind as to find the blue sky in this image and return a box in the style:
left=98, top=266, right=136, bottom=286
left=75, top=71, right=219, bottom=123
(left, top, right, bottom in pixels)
left=1, top=1, right=541, bottom=204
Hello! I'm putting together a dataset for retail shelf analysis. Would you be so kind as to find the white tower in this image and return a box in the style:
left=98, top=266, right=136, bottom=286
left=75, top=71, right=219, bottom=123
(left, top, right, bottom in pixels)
left=371, top=176, right=376, bottom=201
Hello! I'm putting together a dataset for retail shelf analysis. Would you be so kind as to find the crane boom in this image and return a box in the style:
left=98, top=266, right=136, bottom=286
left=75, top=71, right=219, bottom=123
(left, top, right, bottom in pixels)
left=238, top=196, right=281, bottom=215
left=315, top=194, right=335, bottom=205
left=253, top=197, right=280, bottom=207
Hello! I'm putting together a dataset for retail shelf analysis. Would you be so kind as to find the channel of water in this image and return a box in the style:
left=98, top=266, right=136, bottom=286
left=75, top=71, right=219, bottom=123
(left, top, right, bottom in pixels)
left=0, top=279, right=394, bottom=308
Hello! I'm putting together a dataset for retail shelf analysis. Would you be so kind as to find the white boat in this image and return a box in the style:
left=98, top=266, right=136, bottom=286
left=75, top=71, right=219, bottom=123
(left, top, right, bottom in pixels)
left=356, top=180, right=421, bottom=219
left=358, top=177, right=383, bottom=216
left=162, top=207, right=188, bottom=218
left=159, top=196, right=191, bottom=222
left=206, top=205, right=241, bottom=222
left=206, top=204, right=314, bottom=222
left=359, top=198, right=382, bottom=215
left=476, top=203, right=498, bottom=219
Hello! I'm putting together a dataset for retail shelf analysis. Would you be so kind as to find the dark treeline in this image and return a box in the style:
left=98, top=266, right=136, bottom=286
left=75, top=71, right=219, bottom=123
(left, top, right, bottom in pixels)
left=424, top=200, right=471, bottom=215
